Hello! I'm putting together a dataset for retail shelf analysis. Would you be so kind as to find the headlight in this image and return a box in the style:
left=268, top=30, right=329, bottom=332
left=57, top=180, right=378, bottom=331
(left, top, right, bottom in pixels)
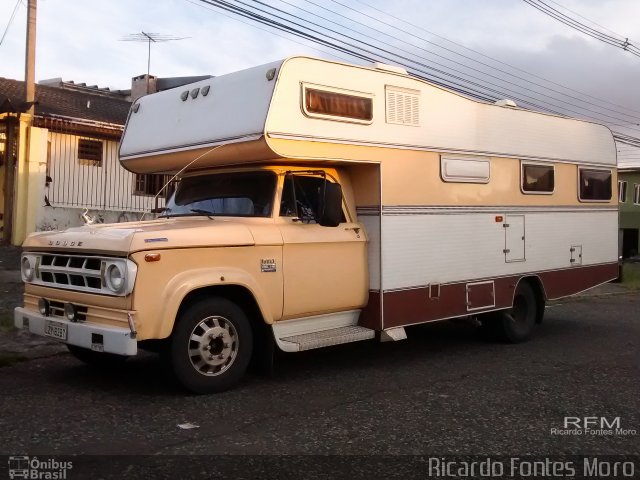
left=104, top=263, right=126, bottom=293
left=21, top=256, right=36, bottom=282
left=38, top=298, right=50, bottom=316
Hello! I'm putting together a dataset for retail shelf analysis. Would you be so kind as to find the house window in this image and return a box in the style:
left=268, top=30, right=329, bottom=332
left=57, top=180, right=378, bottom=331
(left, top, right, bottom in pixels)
left=578, top=167, right=612, bottom=202
left=302, top=84, right=373, bottom=123
left=522, top=162, right=554, bottom=193
left=618, top=180, right=628, bottom=203
left=78, top=139, right=103, bottom=166
left=634, top=184, right=640, bottom=205
left=134, top=174, right=171, bottom=196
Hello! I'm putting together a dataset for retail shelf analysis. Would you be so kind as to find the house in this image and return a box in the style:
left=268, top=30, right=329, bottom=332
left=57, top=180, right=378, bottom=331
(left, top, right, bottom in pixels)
left=619, top=166, right=640, bottom=258
left=0, top=73, right=211, bottom=245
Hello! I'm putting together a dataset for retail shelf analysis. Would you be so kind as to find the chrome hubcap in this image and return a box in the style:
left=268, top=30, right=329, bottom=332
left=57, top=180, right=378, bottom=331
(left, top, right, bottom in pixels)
left=188, top=316, right=238, bottom=376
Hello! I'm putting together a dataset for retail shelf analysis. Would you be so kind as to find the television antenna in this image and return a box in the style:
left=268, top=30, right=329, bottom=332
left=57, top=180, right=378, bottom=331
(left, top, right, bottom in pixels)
left=119, top=31, right=189, bottom=93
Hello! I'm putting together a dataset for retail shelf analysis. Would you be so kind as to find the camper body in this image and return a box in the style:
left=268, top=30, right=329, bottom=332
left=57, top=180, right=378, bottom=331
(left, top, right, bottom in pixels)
left=15, top=57, right=618, bottom=392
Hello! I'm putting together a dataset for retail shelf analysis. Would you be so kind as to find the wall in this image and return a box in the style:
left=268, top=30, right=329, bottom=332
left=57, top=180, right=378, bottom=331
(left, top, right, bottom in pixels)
left=36, top=206, right=141, bottom=231
left=12, top=119, right=48, bottom=245
left=619, top=170, right=640, bottom=256
left=619, top=171, right=640, bottom=224
left=9, top=125, right=167, bottom=242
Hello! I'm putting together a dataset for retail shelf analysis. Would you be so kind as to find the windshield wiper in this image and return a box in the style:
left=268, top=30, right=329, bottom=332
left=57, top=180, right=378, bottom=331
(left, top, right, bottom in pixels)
left=190, top=209, right=216, bottom=219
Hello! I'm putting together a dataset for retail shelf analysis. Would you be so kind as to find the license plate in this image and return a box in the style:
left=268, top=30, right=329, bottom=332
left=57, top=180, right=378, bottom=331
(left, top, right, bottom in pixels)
left=44, top=320, right=67, bottom=340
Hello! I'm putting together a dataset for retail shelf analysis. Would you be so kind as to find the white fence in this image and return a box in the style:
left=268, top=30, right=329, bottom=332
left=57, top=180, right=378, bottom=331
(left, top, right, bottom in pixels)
left=47, top=132, right=164, bottom=213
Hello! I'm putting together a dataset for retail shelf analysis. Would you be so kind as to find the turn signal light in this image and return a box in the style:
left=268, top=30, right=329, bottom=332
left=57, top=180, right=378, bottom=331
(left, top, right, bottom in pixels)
left=145, top=253, right=161, bottom=262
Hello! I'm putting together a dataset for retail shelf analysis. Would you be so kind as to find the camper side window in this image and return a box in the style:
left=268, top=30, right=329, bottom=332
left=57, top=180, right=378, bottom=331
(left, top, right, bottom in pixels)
left=440, top=156, right=490, bottom=183
left=578, top=168, right=612, bottom=202
left=521, top=162, right=554, bottom=194
left=302, top=84, right=373, bottom=124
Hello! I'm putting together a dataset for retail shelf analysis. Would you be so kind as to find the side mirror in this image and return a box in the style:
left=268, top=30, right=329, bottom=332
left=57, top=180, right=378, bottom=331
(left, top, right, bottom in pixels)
left=317, top=182, right=343, bottom=227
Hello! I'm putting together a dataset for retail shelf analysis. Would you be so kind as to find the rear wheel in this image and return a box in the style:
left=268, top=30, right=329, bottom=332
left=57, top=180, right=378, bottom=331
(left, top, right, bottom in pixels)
left=67, top=344, right=128, bottom=367
left=170, top=297, right=252, bottom=394
left=482, top=282, right=537, bottom=343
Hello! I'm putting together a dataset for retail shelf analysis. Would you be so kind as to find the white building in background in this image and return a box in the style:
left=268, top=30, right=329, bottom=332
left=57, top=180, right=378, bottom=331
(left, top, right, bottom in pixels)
left=0, top=73, right=210, bottom=242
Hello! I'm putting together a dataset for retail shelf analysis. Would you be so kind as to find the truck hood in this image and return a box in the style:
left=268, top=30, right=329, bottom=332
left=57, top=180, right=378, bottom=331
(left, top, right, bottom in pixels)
left=22, top=218, right=257, bottom=256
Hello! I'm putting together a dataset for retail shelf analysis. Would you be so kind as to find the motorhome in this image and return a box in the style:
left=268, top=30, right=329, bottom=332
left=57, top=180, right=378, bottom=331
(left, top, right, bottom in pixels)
left=15, top=57, right=618, bottom=393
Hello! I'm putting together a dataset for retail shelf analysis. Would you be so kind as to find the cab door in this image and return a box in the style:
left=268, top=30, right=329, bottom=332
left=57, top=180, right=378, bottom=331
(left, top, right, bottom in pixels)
left=278, top=173, right=369, bottom=319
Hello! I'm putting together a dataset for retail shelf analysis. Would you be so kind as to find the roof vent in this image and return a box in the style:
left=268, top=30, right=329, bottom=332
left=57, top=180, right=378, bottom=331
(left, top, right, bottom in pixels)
left=371, top=62, right=408, bottom=75
left=495, top=98, right=517, bottom=107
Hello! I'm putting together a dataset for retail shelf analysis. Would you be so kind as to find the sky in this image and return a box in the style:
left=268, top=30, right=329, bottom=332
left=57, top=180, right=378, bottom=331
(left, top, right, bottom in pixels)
left=1, top=0, right=639, bottom=164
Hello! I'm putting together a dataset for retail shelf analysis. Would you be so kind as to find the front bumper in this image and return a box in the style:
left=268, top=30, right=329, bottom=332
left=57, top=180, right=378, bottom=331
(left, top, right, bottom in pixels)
left=14, top=307, right=137, bottom=356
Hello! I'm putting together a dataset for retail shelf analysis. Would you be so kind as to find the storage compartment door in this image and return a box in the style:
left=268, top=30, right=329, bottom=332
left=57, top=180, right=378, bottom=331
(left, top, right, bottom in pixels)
left=504, top=215, right=525, bottom=262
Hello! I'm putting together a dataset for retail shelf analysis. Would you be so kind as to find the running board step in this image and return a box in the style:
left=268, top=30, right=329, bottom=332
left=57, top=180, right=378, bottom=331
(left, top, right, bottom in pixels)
left=279, top=326, right=375, bottom=352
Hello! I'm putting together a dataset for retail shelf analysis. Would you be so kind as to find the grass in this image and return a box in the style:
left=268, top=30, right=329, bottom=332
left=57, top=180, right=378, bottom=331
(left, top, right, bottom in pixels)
left=622, top=263, right=640, bottom=289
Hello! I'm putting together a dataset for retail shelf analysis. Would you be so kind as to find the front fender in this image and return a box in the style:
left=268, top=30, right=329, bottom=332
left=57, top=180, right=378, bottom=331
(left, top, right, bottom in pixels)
left=155, top=267, right=275, bottom=339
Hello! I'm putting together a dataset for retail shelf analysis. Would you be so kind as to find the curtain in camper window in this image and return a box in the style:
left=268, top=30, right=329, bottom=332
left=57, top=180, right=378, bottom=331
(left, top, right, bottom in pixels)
left=305, top=88, right=373, bottom=121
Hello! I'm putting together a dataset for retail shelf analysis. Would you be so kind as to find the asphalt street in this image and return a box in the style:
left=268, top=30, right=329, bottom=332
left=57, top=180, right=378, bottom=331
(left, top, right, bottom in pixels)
left=1, top=294, right=638, bottom=460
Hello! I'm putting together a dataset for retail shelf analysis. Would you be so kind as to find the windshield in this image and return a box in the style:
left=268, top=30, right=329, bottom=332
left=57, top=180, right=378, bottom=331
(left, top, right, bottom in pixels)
left=162, top=171, right=277, bottom=218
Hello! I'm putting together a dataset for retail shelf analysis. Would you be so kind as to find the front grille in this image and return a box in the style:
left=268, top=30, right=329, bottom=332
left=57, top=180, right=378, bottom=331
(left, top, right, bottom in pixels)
left=38, top=254, right=103, bottom=293
left=24, top=252, right=134, bottom=297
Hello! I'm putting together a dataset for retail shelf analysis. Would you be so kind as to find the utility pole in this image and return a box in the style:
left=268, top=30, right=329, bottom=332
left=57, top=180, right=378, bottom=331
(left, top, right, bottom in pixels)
left=25, top=0, right=37, bottom=115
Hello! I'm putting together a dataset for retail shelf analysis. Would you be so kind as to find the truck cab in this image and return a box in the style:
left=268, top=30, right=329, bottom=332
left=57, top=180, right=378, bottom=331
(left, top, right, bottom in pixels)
left=16, top=164, right=372, bottom=392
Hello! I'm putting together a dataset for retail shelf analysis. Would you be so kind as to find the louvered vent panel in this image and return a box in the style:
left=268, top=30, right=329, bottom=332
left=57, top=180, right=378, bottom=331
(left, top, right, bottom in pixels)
left=386, top=87, right=420, bottom=126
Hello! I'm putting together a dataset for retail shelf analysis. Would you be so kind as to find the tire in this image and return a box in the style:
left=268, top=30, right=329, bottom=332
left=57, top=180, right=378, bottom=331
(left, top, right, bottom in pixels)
left=67, top=344, right=129, bottom=367
left=483, top=282, right=538, bottom=343
left=170, top=297, right=253, bottom=394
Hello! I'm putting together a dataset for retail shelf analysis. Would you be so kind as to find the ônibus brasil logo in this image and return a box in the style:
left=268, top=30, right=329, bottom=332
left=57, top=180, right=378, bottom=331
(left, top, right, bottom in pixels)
left=7, top=456, right=72, bottom=480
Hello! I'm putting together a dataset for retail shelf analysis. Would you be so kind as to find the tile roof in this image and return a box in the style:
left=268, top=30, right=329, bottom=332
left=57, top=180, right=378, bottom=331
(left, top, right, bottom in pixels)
left=0, top=77, right=131, bottom=125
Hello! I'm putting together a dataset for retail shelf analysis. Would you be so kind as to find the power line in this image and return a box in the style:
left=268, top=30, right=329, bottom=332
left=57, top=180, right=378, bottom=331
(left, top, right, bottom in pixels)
left=348, top=0, right=640, bottom=116
left=614, top=134, right=640, bottom=148
left=544, top=0, right=638, bottom=44
left=522, top=0, right=640, bottom=57
left=197, top=0, right=499, bottom=101
left=283, top=0, right=640, bottom=126
left=0, top=0, right=22, bottom=47
left=184, top=0, right=356, bottom=64
left=192, top=0, right=640, bottom=146
left=202, top=0, right=640, bottom=133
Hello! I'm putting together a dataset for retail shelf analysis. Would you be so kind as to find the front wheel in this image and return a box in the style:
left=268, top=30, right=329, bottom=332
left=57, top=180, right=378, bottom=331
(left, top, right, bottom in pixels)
left=481, top=282, right=537, bottom=343
left=170, top=297, right=253, bottom=394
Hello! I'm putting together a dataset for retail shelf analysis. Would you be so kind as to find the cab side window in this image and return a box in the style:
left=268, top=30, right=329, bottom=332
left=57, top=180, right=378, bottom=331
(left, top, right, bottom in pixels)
left=280, top=175, right=345, bottom=223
